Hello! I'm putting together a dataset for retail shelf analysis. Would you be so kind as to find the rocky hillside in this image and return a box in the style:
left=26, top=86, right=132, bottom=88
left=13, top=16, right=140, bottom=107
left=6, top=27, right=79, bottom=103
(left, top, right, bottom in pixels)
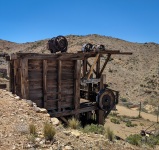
left=0, top=89, right=143, bottom=150
left=0, top=34, right=159, bottom=105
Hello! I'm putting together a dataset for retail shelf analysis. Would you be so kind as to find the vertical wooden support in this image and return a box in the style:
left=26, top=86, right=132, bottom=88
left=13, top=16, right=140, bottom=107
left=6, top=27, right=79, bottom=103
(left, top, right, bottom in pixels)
left=96, top=110, right=105, bottom=125
left=9, top=61, right=14, bottom=93
left=20, top=58, right=29, bottom=99
left=58, top=60, right=62, bottom=112
left=100, top=74, right=106, bottom=90
left=96, top=74, right=106, bottom=124
left=74, top=60, right=81, bottom=117
left=83, top=57, right=87, bottom=77
left=43, top=60, right=47, bottom=108
left=96, top=54, right=100, bottom=78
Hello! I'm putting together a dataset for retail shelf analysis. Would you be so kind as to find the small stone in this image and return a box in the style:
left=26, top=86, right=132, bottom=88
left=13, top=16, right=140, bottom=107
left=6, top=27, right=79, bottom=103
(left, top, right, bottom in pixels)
left=39, top=108, right=47, bottom=113
left=64, top=145, right=73, bottom=150
left=51, top=117, right=60, bottom=125
left=35, top=137, right=41, bottom=142
left=34, top=106, right=41, bottom=112
left=26, top=100, right=33, bottom=107
left=15, top=96, right=20, bottom=100
left=71, top=130, right=80, bottom=138
left=12, top=145, right=16, bottom=150
left=39, top=139, right=45, bottom=145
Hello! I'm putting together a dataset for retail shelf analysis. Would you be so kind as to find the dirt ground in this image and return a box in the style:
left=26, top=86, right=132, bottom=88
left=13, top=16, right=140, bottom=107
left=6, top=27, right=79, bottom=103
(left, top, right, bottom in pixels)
left=105, top=105, right=159, bottom=140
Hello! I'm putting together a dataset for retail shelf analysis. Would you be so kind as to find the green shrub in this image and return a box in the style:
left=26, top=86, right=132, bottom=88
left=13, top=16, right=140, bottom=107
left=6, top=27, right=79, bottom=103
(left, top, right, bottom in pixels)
left=126, top=134, right=142, bottom=146
left=120, top=98, right=127, bottom=102
left=147, top=135, right=159, bottom=148
left=110, top=118, right=120, bottom=124
left=29, top=124, right=37, bottom=136
left=105, top=127, right=114, bottom=141
left=126, top=121, right=137, bottom=127
left=68, top=117, right=81, bottom=129
left=43, top=122, right=56, bottom=141
left=83, top=124, right=104, bottom=134
left=27, top=134, right=36, bottom=144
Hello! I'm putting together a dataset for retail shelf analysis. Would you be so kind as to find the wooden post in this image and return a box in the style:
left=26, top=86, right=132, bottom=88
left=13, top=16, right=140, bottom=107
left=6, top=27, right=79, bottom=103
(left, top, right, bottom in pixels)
left=74, top=60, right=81, bottom=118
left=96, top=54, right=100, bottom=78
left=100, top=74, right=106, bottom=90
left=9, top=61, right=14, bottom=93
left=43, top=60, right=47, bottom=108
left=83, top=57, right=87, bottom=77
left=58, top=60, right=62, bottom=112
left=96, top=110, right=105, bottom=125
left=20, top=58, right=29, bottom=99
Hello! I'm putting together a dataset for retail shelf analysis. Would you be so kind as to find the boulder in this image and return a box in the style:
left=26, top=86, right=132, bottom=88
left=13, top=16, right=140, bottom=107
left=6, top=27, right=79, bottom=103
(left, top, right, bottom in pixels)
left=51, top=117, right=60, bottom=125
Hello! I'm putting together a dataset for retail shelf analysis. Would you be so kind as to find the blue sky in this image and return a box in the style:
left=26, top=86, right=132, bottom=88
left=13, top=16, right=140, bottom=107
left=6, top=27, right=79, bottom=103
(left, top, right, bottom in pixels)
left=0, top=0, right=159, bottom=43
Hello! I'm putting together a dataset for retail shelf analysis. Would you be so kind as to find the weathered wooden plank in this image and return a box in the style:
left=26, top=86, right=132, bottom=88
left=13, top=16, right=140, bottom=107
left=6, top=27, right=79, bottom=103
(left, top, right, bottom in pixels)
left=96, top=55, right=100, bottom=78
left=50, top=105, right=98, bottom=117
left=96, top=110, right=105, bottom=125
left=20, top=58, right=29, bottom=99
left=43, top=60, right=48, bottom=108
left=58, top=60, right=62, bottom=112
left=100, top=74, right=106, bottom=89
left=86, top=60, right=97, bottom=75
left=74, top=60, right=81, bottom=115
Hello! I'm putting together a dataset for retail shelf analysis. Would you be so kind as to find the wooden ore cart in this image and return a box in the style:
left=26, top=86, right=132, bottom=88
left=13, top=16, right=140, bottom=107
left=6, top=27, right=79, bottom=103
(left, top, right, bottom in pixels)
left=7, top=50, right=132, bottom=124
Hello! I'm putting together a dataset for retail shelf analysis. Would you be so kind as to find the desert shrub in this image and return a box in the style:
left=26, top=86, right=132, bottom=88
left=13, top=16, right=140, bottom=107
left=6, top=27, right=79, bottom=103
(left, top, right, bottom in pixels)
left=110, top=118, right=120, bottom=124
left=27, top=134, right=36, bottom=144
left=105, top=127, right=114, bottom=141
left=146, top=135, right=159, bottom=148
left=68, top=117, right=81, bottom=129
left=29, top=124, right=37, bottom=136
left=120, top=98, right=127, bottom=102
left=109, top=112, right=118, bottom=117
left=43, top=122, right=56, bottom=141
left=83, top=124, right=104, bottom=134
left=126, top=134, right=142, bottom=146
left=126, top=121, right=137, bottom=127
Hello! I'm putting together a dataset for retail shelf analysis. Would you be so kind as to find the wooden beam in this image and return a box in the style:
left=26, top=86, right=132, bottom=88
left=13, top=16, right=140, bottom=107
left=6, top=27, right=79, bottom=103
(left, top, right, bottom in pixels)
left=50, top=105, right=98, bottom=117
left=87, top=54, right=100, bottom=79
left=43, top=60, right=48, bottom=108
left=86, top=60, right=97, bottom=75
left=58, top=60, right=62, bottom=112
left=74, top=60, right=81, bottom=111
left=100, top=74, right=106, bottom=89
left=96, top=55, right=100, bottom=78
left=83, top=57, right=87, bottom=77
left=99, top=54, right=111, bottom=76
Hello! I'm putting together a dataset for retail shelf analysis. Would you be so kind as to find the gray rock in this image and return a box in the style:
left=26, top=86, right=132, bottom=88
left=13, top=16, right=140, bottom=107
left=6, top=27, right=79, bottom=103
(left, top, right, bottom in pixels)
left=15, top=96, right=20, bottom=100
left=39, top=108, right=47, bottom=113
left=64, top=146, right=73, bottom=150
left=51, top=117, right=60, bottom=125
left=26, top=100, right=33, bottom=107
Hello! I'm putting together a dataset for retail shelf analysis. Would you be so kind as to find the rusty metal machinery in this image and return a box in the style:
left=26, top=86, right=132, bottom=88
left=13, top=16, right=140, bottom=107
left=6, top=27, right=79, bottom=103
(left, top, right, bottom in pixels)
left=47, top=35, right=68, bottom=53
left=82, top=43, right=106, bottom=52
left=82, top=43, right=93, bottom=52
